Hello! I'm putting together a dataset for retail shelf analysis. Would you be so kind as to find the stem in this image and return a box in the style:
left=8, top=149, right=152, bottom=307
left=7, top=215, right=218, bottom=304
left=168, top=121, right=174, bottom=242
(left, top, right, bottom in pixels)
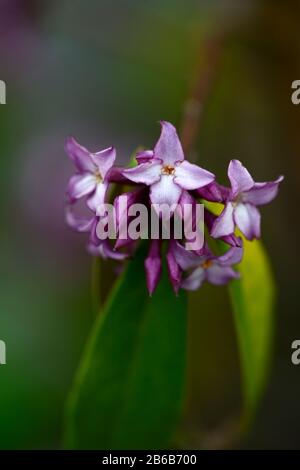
left=180, top=32, right=225, bottom=156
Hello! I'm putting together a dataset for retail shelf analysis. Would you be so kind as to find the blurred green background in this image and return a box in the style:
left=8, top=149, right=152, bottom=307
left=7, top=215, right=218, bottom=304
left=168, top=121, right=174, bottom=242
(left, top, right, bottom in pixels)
left=0, top=0, right=299, bottom=449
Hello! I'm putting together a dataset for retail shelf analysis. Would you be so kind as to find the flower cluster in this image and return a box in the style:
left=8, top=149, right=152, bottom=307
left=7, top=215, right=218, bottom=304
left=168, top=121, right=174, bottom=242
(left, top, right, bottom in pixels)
left=65, top=121, right=283, bottom=295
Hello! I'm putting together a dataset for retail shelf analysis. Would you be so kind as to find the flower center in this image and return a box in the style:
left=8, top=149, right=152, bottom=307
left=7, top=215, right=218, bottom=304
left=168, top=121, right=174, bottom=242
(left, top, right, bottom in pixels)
left=94, top=170, right=103, bottom=184
left=201, top=259, right=213, bottom=269
left=233, top=194, right=243, bottom=206
left=161, top=165, right=175, bottom=176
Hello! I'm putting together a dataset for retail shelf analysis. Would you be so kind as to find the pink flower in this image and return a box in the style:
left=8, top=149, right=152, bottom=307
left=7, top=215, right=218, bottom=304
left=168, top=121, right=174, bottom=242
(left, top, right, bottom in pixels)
left=65, top=137, right=116, bottom=212
left=211, top=160, right=283, bottom=240
left=122, top=121, right=215, bottom=208
left=172, top=242, right=243, bottom=291
left=64, top=122, right=283, bottom=293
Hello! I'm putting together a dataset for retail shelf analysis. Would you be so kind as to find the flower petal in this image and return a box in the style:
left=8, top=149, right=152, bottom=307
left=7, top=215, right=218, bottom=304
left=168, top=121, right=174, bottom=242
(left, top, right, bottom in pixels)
left=145, top=239, right=162, bottom=295
left=136, top=149, right=154, bottom=163
left=242, top=176, right=284, bottom=206
left=206, top=264, right=239, bottom=285
left=228, top=159, right=254, bottom=197
left=102, top=242, right=128, bottom=260
left=87, top=182, right=108, bottom=213
left=210, top=202, right=235, bottom=238
left=66, top=173, right=96, bottom=202
left=174, top=160, right=215, bottom=190
left=87, top=240, right=127, bottom=260
left=234, top=203, right=261, bottom=240
left=221, top=233, right=243, bottom=248
left=177, top=191, right=204, bottom=250
left=122, top=160, right=161, bottom=185
left=89, top=216, right=101, bottom=246
left=65, top=136, right=96, bottom=173
left=90, top=146, right=116, bottom=179
left=154, top=121, right=184, bottom=165
left=204, top=209, right=242, bottom=247
left=172, top=241, right=202, bottom=270
left=181, top=267, right=205, bottom=291
left=65, top=206, right=95, bottom=232
left=107, top=166, right=134, bottom=184
left=217, top=245, right=243, bottom=266
left=114, top=189, right=148, bottom=249
left=150, top=175, right=182, bottom=207
left=196, top=181, right=228, bottom=202
left=166, top=243, right=182, bottom=294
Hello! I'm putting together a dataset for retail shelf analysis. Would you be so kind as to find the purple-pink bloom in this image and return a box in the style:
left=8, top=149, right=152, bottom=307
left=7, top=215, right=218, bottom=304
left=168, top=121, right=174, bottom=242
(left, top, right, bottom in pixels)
left=211, top=160, right=283, bottom=240
left=144, top=239, right=183, bottom=296
left=66, top=206, right=128, bottom=261
left=64, top=122, right=283, bottom=294
left=65, top=137, right=116, bottom=212
left=122, top=121, right=215, bottom=208
left=65, top=138, right=128, bottom=261
left=114, top=188, right=148, bottom=250
left=166, top=241, right=183, bottom=295
left=65, top=205, right=96, bottom=233
left=172, top=242, right=242, bottom=291
left=87, top=240, right=128, bottom=260
left=195, top=181, right=229, bottom=203
left=204, top=209, right=243, bottom=248
left=145, top=240, right=163, bottom=295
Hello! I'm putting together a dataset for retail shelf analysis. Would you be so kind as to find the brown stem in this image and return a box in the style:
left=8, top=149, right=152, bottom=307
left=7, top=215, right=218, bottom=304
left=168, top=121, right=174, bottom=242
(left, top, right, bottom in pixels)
left=180, top=32, right=226, bottom=156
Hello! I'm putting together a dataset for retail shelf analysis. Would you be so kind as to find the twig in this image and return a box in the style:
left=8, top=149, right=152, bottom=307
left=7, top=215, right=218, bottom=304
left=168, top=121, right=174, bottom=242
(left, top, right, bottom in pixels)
left=180, top=33, right=226, bottom=156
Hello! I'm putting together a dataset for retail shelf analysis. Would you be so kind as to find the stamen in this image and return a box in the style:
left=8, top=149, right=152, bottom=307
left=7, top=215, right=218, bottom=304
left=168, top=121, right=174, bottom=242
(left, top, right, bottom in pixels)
left=95, top=170, right=103, bottom=183
left=202, top=259, right=213, bottom=269
left=161, top=165, right=175, bottom=176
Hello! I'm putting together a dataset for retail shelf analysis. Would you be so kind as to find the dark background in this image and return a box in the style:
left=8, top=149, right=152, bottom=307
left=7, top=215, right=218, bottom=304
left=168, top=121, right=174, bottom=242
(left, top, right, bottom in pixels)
left=0, top=0, right=299, bottom=449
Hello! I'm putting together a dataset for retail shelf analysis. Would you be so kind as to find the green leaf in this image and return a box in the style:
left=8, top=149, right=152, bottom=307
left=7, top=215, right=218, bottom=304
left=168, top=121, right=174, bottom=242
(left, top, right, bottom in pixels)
left=229, top=238, right=275, bottom=422
left=65, top=243, right=187, bottom=449
left=203, top=201, right=275, bottom=421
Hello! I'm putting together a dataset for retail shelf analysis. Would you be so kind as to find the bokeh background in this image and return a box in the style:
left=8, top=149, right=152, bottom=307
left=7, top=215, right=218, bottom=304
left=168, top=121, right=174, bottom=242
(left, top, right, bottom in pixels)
left=0, top=0, right=299, bottom=449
